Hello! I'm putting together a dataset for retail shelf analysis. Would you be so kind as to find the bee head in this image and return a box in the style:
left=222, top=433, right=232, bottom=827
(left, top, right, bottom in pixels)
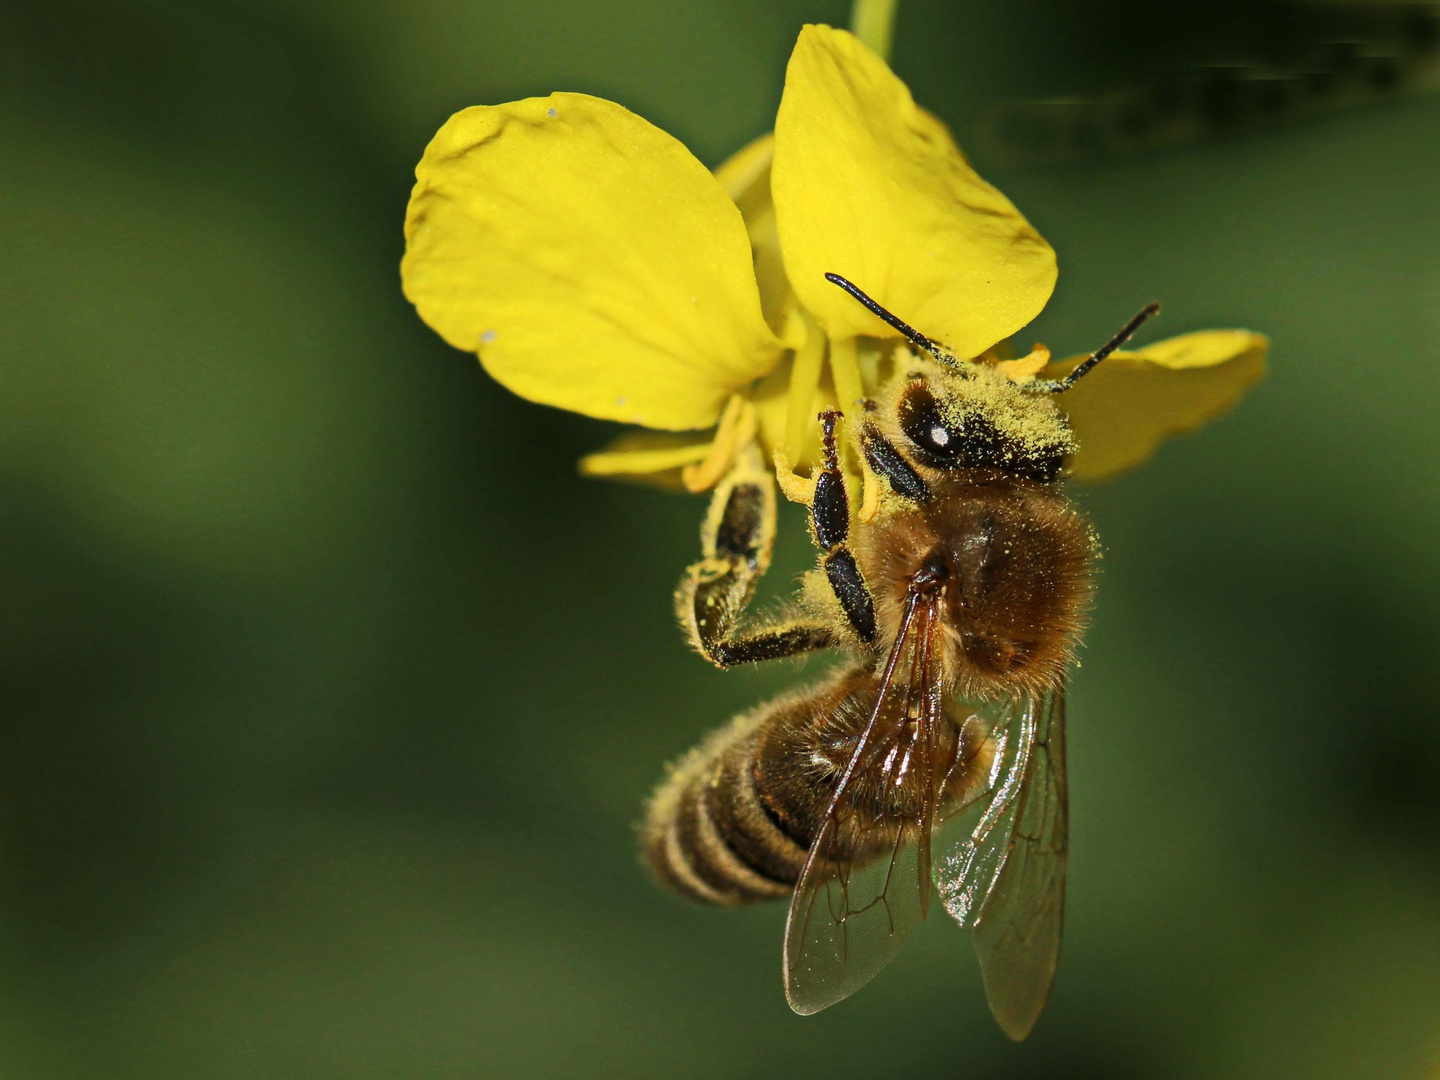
left=892, top=366, right=1073, bottom=484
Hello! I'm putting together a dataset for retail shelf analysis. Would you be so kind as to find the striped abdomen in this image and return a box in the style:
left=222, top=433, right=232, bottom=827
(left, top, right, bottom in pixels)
left=643, top=666, right=996, bottom=906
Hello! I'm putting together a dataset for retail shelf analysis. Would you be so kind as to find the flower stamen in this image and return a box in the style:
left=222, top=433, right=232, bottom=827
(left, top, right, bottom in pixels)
left=682, top=395, right=757, bottom=493
left=996, top=346, right=1051, bottom=383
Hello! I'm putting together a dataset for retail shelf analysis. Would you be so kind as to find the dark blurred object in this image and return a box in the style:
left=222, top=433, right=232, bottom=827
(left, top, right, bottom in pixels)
left=979, top=1, right=1440, bottom=165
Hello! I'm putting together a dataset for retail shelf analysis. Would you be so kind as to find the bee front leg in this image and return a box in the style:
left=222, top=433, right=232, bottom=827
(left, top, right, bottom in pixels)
left=857, top=410, right=931, bottom=503
left=813, top=411, right=878, bottom=644
left=677, top=442, right=838, bottom=668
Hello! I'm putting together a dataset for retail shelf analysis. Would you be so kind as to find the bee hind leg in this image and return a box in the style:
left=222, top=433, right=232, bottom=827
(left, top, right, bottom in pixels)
left=812, top=411, right=878, bottom=644
left=677, top=442, right=838, bottom=668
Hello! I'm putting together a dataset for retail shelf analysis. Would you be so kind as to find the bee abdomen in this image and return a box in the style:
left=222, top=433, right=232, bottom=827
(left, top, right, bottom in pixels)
left=644, top=701, right=811, bottom=906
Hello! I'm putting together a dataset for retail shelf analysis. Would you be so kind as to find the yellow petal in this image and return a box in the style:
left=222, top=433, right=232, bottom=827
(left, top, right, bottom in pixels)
left=714, top=132, right=775, bottom=203
left=785, top=313, right=826, bottom=459
left=1050, top=330, right=1269, bottom=482
left=772, top=26, right=1057, bottom=360
left=713, top=133, right=802, bottom=349
left=754, top=352, right=838, bottom=473
left=403, top=93, right=781, bottom=431
left=578, top=430, right=712, bottom=491
left=753, top=357, right=794, bottom=462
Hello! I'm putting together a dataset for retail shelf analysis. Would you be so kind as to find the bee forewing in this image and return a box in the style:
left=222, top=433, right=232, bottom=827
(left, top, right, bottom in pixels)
left=937, top=690, right=1068, bottom=1041
left=782, top=594, right=944, bottom=1015
left=782, top=815, right=928, bottom=1015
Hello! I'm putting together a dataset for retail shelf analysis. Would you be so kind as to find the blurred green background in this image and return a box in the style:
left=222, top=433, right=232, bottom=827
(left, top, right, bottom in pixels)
left=3, top=1, right=1438, bottom=1076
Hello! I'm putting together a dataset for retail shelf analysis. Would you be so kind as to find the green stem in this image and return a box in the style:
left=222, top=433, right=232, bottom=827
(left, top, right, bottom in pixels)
left=850, top=0, right=899, bottom=63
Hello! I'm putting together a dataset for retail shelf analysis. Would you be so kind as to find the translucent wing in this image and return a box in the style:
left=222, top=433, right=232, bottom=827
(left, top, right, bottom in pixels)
left=782, top=592, right=945, bottom=1015
left=938, top=688, right=1068, bottom=1041
left=782, top=809, right=927, bottom=1015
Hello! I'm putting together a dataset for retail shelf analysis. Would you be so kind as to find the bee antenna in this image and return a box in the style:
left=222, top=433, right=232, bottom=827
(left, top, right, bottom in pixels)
left=1030, top=302, right=1162, bottom=394
left=824, top=273, right=960, bottom=367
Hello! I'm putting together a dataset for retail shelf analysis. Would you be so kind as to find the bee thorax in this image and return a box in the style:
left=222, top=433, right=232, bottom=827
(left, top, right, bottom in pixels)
left=858, top=478, right=1095, bottom=700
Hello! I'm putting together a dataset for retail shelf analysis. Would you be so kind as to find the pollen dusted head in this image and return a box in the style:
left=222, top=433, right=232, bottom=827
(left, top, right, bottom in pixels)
left=883, top=359, right=1075, bottom=483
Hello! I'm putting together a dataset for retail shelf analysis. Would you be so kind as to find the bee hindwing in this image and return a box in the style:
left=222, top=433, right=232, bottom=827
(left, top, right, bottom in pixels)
left=938, top=690, right=1068, bottom=1041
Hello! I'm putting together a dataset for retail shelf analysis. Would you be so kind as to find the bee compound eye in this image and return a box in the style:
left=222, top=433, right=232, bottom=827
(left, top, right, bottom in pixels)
left=898, top=384, right=961, bottom=462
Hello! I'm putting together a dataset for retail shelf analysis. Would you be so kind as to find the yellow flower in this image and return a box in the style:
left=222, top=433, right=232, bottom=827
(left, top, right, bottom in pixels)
left=401, top=25, right=1266, bottom=492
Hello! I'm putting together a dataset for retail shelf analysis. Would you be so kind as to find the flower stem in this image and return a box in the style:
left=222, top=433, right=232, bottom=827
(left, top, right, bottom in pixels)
left=850, top=0, right=899, bottom=63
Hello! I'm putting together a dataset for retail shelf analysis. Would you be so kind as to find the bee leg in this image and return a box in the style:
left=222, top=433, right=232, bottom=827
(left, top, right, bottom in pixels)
left=813, top=412, right=878, bottom=644
left=677, top=442, right=838, bottom=668
left=856, top=415, right=931, bottom=503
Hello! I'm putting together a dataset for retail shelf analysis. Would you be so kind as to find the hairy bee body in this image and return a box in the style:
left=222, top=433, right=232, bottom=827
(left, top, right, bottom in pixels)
left=645, top=665, right=999, bottom=906
left=644, top=277, right=1168, bottom=1033
left=854, top=470, right=1095, bottom=702
left=648, top=372, right=1096, bottom=905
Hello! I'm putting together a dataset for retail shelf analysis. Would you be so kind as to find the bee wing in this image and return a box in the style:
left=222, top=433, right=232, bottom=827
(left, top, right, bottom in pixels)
left=781, top=803, right=929, bottom=1015
left=937, top=688, right=1067, bottom=1041
left=781, top=595, right=945, bottom=1015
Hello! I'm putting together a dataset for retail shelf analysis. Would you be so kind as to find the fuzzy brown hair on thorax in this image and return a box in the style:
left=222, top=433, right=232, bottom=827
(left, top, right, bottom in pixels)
left=854, top=475, right=1096, bottom=701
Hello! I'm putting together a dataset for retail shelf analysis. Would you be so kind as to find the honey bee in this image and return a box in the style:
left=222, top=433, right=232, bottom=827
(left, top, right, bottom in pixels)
left=644, top=276, right=1161, bottom=1039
